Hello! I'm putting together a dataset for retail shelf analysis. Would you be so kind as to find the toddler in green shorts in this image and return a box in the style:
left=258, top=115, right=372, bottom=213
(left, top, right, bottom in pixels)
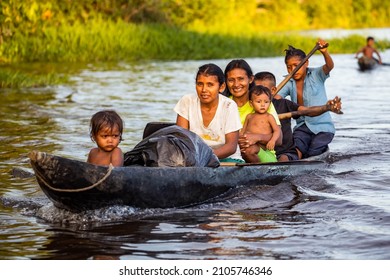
left=258, top=148, right=277, bottom=163
left=240, top=85, right=281, bottom=163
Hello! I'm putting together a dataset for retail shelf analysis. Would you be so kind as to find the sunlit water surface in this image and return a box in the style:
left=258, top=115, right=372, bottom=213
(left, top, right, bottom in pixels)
left=1, top=47, right=390, bottom=260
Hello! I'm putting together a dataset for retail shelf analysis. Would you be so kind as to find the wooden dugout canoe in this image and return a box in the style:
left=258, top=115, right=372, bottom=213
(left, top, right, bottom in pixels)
left=358, top=56, right=378, bottom=71
left=29, top=150, right=326, bottom=212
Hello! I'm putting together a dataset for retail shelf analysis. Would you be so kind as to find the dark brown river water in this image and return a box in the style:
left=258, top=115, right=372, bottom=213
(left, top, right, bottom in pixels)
left=1, top=49, right=390, bottom=260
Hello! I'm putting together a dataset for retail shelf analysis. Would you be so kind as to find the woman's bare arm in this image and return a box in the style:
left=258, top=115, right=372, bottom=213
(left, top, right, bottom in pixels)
left=176, top=114, right=189, bottom=129
left=213, top=130, right=239, bottom=159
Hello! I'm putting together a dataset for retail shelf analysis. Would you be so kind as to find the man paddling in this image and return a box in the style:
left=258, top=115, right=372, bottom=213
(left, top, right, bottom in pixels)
left=355, top=36, right=383, bottom=65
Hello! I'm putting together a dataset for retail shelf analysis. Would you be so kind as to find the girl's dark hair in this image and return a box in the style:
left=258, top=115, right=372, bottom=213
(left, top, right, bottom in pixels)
left=90, top=110, right=124, bottom=142
left=196, top=63, right=225, bottom=85
left=223, top=59, right=254, bottom=96
left=284, top=45, right=306, bottom=63
left=249, top=85, right=272, bottom=101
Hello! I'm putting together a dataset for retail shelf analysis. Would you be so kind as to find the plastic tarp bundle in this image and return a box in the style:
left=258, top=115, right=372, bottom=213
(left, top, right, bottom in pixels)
left=124, top=125, right=220, bottom=167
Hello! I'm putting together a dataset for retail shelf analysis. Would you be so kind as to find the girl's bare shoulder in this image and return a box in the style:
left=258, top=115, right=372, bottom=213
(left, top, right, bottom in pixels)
left=112, top=147, right=123, bottom=154
left=88, top=147, right=99, bottom=155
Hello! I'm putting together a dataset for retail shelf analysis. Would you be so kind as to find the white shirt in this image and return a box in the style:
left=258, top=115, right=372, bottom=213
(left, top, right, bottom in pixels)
left=174, top=94, right=243, bottom=160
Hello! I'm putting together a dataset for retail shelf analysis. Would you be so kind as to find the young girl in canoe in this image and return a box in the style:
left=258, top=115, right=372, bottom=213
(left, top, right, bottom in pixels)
left=87, top=110, right=124, bottom=167
left=174, top=63, right=244, bottom=163
left=240, top=85, right=280, bottom=163
left=276, top=39, right=335, bottom=159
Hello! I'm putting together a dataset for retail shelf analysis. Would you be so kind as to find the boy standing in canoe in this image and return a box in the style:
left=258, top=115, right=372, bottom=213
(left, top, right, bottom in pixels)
left=276, top=39, right=335, bottom=159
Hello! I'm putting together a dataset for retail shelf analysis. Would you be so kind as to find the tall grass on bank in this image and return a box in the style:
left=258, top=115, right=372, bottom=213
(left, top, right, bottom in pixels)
left=1, top=21, right=389, bottom=88
left=3, top=20, right=389, bottom=64
left=0, top=68, right=68, bottom=88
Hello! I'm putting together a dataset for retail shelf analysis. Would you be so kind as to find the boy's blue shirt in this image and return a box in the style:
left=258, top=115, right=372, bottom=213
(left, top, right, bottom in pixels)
left=278, top=66, right=335, bottom=134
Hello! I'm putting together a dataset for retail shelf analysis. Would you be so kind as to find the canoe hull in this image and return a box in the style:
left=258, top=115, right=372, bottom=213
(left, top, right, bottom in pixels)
left=29, top=151, right=326, bottom=211
left=358, top=56, right=377, bottom=71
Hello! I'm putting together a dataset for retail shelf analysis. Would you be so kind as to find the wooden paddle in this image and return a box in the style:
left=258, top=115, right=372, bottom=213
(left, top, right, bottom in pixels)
left=373, top=58, right=390, bottom=66
left=274, top=42, right=329, bottom=97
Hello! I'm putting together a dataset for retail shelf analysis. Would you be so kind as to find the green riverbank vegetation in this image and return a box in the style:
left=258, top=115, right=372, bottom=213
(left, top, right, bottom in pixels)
left=1, top=0, right=390, bottom=87
left=0, top=65, right=68, bottom=88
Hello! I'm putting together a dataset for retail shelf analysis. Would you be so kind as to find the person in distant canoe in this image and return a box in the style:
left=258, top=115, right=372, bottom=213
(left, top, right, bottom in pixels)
left=174, top=63, right=244, bottom=163
left=87, top=110, right=124, bottom=167
left=240, top=85, right=281, bottom=163
left=355, top=36, right=382, bottom=64
left=252, top=71, right=342, bottom=162
left=275, top=39, right=335, bottom=159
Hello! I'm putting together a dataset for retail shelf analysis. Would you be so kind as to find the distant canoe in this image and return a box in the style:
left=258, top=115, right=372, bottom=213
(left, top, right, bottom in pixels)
left=29, top=150, right=327, bottom=212
left=358, top=56, right=377, bottom=71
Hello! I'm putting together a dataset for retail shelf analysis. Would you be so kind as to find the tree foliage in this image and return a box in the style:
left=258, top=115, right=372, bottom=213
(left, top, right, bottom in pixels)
left=0, top=0, right=389, bottom=63
left=1, top=0, right=389, bottom=42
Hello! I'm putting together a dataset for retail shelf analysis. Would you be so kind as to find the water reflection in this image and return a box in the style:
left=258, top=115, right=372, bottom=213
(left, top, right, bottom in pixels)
left=32, top=209, right=289, bottom=260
